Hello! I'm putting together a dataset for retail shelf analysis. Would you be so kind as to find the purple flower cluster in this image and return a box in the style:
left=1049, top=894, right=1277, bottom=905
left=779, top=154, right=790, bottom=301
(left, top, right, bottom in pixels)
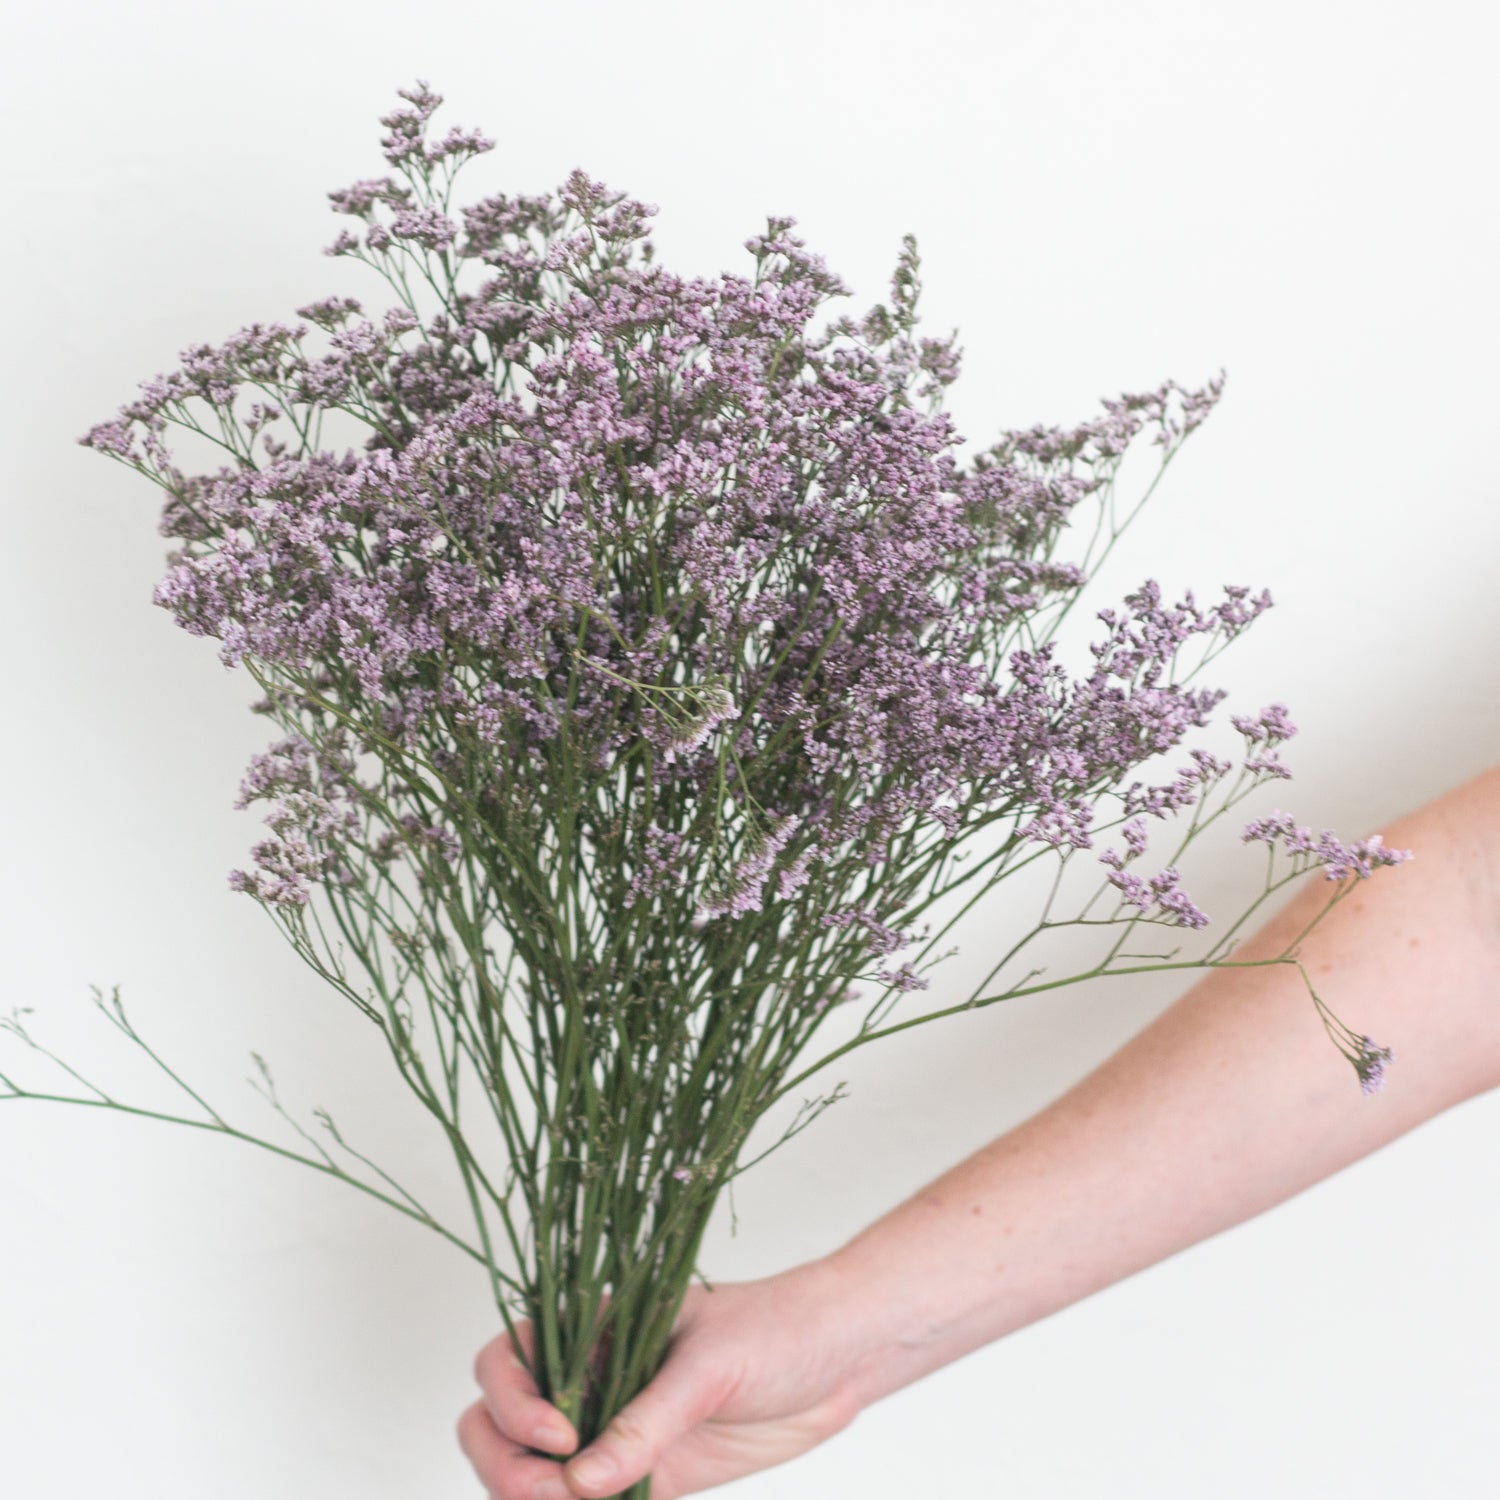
left=694, top=813, right=799, bottom=921
left=875, top=962, right=930, bottom=993
left=818, top=908, right=916, bottom=955
left=1232, top=701, right=1297, bottom=780
left=80, top=84, right=1395, bottom=1019
left=1242, top=815, right=1413, bottom=882
left=1099, top=812, right=1211, bottom=929
left=1354, top=1036, right=1396, bottom=1095
left=1102, top=859, right=1212, bottom=931
left=227, top=733, right=364, bottom=906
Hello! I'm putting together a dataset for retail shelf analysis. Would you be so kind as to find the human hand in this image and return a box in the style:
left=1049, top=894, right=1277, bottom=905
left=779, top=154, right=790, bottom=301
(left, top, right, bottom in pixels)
left=458, top=1258, right=880, bottom=1499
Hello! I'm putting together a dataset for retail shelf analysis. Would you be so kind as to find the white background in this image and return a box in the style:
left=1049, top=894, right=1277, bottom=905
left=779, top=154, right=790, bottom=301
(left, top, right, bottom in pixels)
left=3, top=1, right=1498, bottom=1495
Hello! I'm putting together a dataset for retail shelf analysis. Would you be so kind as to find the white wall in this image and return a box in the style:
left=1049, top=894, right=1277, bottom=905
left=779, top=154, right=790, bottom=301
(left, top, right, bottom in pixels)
left=2, top=1, right=1496, bottom=1495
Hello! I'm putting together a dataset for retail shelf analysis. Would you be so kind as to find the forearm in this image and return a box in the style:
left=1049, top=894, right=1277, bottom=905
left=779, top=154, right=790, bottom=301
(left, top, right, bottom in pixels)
left=823, top=765, right=1500, bottom=1411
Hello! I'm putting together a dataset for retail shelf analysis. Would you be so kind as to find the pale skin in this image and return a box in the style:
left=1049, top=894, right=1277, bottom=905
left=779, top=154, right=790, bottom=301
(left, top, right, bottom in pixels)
left=458, top=764, right=1500, bottom=1500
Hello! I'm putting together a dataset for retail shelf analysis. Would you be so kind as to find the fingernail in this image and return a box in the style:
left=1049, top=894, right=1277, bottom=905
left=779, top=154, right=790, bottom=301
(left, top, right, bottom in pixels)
left=567, top=1451, right=617, bottom=1490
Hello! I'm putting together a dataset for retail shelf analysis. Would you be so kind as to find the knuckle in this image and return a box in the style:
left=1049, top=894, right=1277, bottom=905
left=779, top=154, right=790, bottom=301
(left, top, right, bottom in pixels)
left=807, top=1388, right=862, bottom=1442
left=489, top=1397, right=535, bottom=1446
left=606, top=1408, right=654, bottom=1458
left=456, top=1400, right=487, bottom=1452
left=693, top=1358, right=741, bottom=1412
left=473, top=1342, right=499, bottom=1388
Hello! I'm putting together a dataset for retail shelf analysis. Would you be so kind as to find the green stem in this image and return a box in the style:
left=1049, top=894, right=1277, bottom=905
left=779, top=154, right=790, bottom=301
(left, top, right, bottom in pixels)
left=0, top=1090, right=492, bottom=1269
left=768, top=948, right=1315, bottom=1110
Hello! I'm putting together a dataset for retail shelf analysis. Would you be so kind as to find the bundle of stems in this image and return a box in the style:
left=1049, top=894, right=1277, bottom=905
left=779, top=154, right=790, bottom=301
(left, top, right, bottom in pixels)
left=5, top=83, right=1406, bottom=1499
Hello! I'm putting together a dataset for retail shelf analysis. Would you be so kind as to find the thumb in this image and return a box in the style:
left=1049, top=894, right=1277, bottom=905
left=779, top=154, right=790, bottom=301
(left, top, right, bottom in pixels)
left=563, top=1359, right=725, bottom=1498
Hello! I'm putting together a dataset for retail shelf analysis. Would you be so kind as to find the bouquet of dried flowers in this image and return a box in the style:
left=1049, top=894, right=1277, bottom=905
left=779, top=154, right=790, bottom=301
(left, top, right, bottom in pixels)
left=4, top=83, right=1405, bottom=1500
